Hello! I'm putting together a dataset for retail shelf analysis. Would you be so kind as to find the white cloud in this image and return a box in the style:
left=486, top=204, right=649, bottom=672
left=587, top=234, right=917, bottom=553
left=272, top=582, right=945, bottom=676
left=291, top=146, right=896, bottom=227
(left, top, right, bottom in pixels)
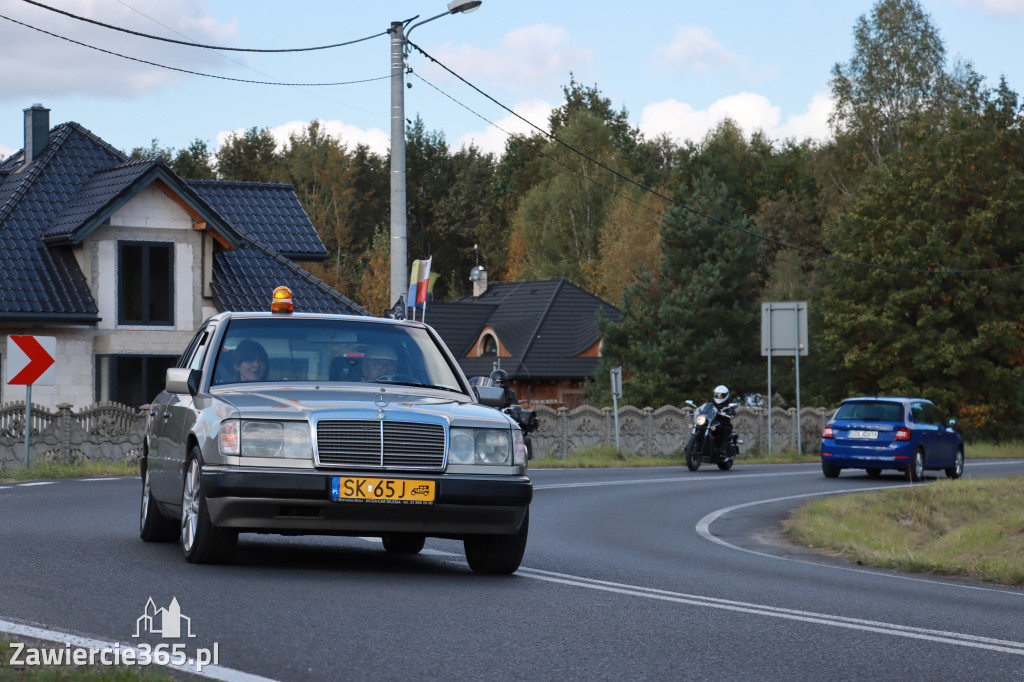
left=950, top=0, right=1024, bottom=17
left=216, top=119, right=391, bottom=157
left=639, top=91, right=832, bottom=146
left=0, top=0, right=237, bottom=100
left=455, top=99, right=555, bottom=156
left=0, top=141, right=15, bottom=160
left=653, top=25, right=738, bottom=74
left=427, top=24, right=591, bottom=92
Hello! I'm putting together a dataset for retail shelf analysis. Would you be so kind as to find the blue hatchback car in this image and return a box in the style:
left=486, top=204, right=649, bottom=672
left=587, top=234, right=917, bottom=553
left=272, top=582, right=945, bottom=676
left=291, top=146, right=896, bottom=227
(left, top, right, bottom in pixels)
left=820, top=397, right=964, bottom=481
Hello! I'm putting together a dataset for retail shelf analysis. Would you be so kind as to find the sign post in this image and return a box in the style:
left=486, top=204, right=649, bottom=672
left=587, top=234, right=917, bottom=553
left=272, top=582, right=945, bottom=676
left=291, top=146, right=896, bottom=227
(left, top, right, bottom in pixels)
left=610, top=367, right=622, bottom=451
left=761, top=303, right=808, bottom=454
left=6, top=335, right=57, bottom=467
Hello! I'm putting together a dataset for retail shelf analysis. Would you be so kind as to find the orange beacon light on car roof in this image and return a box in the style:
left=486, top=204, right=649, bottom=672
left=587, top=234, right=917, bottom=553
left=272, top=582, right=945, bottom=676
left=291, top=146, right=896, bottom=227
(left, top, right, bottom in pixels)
left=271, top=286, right=293, bottom=314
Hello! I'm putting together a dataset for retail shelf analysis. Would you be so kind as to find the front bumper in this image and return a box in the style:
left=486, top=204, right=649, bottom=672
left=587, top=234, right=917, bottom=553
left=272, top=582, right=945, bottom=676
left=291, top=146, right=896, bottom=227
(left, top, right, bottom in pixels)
left=201, top=467, right=532, bottom=538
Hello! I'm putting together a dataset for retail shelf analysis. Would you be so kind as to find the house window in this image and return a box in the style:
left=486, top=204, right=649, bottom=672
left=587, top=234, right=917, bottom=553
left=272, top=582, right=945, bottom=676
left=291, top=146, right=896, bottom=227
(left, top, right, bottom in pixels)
left=96, top=355, right=177, bottom=407
left=118, top=241, right=174, bottom=325
left=480, top=333, right=498, bottom=356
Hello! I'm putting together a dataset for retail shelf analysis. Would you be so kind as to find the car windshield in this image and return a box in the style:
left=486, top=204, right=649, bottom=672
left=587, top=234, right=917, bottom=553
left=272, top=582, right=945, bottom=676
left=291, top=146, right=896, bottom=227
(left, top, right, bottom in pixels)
left=834, top=401, right=903, bottom=422
left=211, top=318, right=463, bottom=391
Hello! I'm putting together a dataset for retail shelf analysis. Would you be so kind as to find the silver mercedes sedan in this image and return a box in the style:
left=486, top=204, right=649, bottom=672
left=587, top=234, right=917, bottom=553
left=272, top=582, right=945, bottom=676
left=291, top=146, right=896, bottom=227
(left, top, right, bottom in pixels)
left=140, top=294, right=532, bottom=574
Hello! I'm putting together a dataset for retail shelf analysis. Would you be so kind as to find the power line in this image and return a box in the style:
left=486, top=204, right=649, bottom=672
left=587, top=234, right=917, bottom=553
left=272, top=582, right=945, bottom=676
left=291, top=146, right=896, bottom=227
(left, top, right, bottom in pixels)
left=408, top=40, right=1024, bottom=277
left=18, top=0, right=384, bottom=52
left=0, top=13, right=389, bottom=87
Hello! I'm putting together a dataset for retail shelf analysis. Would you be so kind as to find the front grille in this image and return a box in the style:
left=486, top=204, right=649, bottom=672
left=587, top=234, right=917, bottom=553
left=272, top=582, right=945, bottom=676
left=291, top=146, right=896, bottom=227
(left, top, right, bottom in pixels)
left=315, top=420, right=446, bottom=469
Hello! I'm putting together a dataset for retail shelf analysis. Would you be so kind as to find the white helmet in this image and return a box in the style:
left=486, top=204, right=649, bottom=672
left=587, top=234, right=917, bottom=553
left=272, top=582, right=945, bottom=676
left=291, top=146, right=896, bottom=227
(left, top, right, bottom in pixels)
left=713, top=385, right=729, bottom=405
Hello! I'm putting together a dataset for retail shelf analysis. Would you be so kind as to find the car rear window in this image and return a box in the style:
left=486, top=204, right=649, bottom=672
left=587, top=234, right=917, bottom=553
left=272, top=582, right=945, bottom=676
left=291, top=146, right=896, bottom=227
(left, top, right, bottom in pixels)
left=834, top=401, right=903, bottom=422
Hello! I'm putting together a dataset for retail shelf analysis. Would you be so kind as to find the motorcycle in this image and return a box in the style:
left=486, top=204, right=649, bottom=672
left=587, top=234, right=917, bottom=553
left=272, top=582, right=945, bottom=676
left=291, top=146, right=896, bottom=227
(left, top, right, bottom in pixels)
left=469, top=376, right=538, bottom=460
left=504, top=403, right=538, bottom=460
left=684, top=399, right=740, bottom=471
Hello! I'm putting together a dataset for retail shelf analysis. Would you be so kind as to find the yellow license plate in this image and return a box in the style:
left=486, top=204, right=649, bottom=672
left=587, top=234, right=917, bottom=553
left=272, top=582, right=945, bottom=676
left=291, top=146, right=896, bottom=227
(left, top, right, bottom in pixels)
left=331, top=477, right=435, bottom=503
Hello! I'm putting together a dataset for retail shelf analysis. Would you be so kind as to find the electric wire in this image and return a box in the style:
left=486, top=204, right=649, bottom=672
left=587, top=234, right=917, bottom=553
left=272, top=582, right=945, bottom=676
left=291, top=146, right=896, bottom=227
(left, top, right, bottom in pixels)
left=18, top=0, right=385, bottom=52
left=0, top=13, right=389, bottom=87
left=409, top=40, right=1024, bottom=276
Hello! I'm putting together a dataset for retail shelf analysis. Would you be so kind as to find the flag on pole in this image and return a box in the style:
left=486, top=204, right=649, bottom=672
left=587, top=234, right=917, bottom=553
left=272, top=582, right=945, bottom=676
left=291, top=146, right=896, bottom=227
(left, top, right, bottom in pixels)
left=407, top=260, right=421, bottom=320
left=415, top=257, right=432, bottom=306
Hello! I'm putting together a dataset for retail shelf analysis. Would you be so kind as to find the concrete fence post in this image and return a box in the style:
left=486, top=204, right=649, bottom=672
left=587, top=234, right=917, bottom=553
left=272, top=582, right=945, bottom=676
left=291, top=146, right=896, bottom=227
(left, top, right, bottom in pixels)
left=58, top=403, right=73, bottom=461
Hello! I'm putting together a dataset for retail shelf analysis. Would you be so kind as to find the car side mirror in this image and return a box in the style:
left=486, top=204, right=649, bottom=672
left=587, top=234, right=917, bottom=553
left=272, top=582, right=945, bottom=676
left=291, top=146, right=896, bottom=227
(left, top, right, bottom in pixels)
left=166, top=367, right=200, bottom=396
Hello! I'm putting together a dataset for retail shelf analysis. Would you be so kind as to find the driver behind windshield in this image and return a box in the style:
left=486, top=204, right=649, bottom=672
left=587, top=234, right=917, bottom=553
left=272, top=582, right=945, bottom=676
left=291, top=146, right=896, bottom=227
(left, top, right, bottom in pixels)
left=361, top=345, right=398, bottom=381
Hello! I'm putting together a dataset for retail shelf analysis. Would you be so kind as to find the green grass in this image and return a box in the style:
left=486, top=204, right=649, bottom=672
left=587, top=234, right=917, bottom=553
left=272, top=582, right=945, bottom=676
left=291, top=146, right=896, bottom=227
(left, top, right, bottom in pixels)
left=0, top=462, right=137, bottom=484
left=785, top=477, right=1024, bottom=587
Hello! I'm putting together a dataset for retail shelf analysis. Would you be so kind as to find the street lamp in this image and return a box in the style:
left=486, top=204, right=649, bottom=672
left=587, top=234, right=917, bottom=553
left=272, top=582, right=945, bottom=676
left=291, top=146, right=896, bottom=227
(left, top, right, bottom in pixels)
left=389, top=1, right=482, bottom=308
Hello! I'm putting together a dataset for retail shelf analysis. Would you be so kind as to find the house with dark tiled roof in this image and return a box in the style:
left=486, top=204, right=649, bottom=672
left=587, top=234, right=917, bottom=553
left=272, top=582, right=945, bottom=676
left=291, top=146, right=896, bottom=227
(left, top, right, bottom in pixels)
left=426, top=270, right=621, bottom=408
left=0, top=104, right=366, bottom=409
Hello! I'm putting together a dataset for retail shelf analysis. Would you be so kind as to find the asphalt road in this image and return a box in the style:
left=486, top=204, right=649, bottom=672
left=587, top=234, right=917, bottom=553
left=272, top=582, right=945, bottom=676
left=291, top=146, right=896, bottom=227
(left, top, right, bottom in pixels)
left=2, top=460, right=1023, bottom=681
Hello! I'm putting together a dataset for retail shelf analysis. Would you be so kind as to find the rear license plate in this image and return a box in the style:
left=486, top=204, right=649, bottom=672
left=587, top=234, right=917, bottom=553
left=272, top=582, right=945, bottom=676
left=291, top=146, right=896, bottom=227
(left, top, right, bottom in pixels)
left=331, top=477, right=435, bottom=504
left=849, top=430, right=879, bottom=440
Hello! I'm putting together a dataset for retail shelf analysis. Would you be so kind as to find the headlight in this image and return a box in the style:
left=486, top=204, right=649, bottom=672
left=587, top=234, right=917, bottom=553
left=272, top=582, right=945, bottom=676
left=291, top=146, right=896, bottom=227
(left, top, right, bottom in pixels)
left=695, top=415, right=707, bottom=427
left=449, top=428, right=512, bottom=465
left=220, top=419, right=311, bottom=459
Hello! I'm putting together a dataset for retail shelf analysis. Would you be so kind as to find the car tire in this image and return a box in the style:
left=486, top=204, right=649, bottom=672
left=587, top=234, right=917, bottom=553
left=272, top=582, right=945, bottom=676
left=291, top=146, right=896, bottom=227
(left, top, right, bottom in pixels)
left=181, top=450, right=238, bottom=564
left=907, top=449, right=925, bottom=483
left=822, top=461, right=841, bottom=478
left=382, top=534, right=426, bottom=554
left=140, top=464, right=179, bottom=542
left=865, top=468, right=882, bottom=478
left=464, top=508, right=529, bottom=575
left=685, top=437, right=701, bottom=472
left=945, top=449, right=964, bottom=479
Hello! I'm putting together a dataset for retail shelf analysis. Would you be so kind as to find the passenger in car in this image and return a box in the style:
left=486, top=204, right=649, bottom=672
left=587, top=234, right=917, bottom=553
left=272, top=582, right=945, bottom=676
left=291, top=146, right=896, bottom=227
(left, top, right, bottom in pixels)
left=233, top=340, right=269, bottom=381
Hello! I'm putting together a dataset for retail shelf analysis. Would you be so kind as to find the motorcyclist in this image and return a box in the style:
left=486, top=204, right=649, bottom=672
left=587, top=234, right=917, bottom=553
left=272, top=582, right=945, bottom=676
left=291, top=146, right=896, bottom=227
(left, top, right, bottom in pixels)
left=711, top=384, right=736, bottom=455
left=490, top=369, right=519, bottom=409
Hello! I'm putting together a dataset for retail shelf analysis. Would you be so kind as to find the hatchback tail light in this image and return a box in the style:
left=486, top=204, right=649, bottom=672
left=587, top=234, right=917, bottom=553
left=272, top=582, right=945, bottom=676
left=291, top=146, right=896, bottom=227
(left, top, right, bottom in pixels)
left=822, top=425, right=834, bottom=439
left=894, top=428, right=911, bottom=441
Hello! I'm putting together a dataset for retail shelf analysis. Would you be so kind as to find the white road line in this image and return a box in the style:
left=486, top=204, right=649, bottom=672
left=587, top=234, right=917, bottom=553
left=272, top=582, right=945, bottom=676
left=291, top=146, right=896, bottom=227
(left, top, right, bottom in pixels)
left=16, top=481, right=55, bottom=487
left=695, top=485, right=1024, bottom=596
left=513, top=568, right=1024, bottom=656
left=77, top=478, right=123, bottom=482
left=380, top=541, right=1024, bottom=657
left=0, top=618, right=277, bottom=682
left=534, top=470, right=820, bottom=490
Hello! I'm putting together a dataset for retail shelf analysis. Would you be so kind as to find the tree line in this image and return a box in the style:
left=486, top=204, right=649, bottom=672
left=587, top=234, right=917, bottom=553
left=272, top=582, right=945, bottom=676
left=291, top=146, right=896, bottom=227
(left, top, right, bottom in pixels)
left=131, top=0, right=1024, bottom=439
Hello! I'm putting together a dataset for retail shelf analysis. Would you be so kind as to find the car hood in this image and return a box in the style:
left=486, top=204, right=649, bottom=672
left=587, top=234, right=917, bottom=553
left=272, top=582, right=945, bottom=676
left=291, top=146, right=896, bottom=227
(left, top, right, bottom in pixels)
left=210, top=385, right=514, bottom=429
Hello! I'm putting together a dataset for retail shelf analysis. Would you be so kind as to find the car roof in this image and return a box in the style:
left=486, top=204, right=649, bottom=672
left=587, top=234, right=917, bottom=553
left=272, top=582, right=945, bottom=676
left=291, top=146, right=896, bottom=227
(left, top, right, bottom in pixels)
left=840, top=397, right=930, bottom=405
left=206, top=311, right=428, bottom=328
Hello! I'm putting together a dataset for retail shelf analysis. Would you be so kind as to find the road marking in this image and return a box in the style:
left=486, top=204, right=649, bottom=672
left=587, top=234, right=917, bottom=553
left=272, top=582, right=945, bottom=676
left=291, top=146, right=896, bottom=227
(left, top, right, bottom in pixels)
left=0, top=618, right=276, bottom=682
left=78, top=478, right=123, bottom=482
left=16, top=482, right=55, bottom=487
left=535, top=470, right=820, bottom=490
left=384, top=541, right=1024, bottom=657
left=695, top=484, right=1024, bottom=597
left=513, top=568, right=1024, bottom=656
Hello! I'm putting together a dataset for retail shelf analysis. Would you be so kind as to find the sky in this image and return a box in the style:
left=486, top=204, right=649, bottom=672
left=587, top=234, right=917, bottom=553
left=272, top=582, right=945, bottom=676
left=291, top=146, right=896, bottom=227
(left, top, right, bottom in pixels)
left=2, top=0, right=1024, bottom=163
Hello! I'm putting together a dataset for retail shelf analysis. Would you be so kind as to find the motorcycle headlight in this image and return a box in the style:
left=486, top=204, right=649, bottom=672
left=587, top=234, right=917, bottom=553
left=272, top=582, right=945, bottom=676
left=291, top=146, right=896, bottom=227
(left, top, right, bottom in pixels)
left=695, top=415, right=707, bottom=427
left=449, top=428, right=512, bottom=465
left=221, top=419, right=312, bottom=459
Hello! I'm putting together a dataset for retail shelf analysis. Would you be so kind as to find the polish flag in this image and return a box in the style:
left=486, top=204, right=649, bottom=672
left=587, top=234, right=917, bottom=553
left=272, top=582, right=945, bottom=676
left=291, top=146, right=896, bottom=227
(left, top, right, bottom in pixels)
left=415, top=257, right=432, bottom=305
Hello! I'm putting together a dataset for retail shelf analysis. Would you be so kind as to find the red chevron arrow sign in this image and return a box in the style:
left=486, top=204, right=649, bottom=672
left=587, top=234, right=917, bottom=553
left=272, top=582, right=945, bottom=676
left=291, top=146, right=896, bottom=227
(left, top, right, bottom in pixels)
left=6, top=335, right=56, bottom=386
